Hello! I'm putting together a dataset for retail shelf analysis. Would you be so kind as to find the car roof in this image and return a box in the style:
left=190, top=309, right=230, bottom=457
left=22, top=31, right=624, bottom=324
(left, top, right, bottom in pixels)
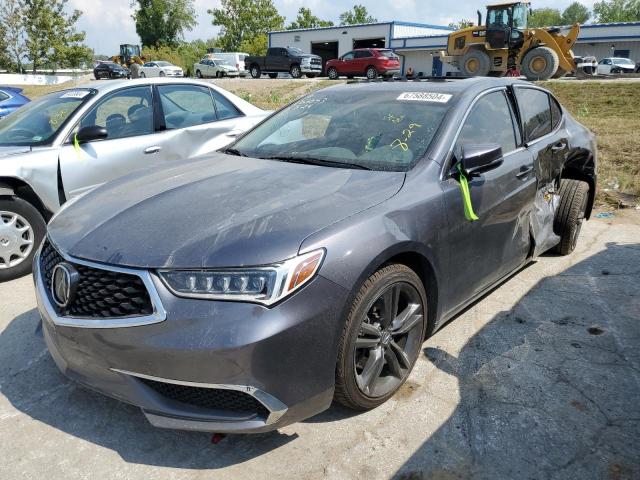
left=321, top=77, right=537, bottom=97
left=80, top=77, right=225, bottom=95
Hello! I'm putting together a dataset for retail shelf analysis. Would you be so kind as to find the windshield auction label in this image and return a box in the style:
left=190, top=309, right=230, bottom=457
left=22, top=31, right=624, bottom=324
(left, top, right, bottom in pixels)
left=60, top=90, right=90, bottom=99
left=397, top=92, right=452, bottom=103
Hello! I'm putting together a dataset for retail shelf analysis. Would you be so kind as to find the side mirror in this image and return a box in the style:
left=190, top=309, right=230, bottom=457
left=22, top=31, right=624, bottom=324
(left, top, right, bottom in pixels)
left=459, top=143, right=503, bottom=176
left=75, top=125, right=108, bottom=143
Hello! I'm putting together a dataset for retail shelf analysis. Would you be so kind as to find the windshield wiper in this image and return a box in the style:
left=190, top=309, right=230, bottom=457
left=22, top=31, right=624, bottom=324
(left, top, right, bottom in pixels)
left=224, top=148, right=248, bottom=157
left=259, top=155, right=372, bottom=170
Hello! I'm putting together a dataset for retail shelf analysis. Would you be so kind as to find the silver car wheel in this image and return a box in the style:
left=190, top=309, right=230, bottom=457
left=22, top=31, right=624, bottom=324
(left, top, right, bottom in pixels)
left=0, top=211, right=34, bottom=269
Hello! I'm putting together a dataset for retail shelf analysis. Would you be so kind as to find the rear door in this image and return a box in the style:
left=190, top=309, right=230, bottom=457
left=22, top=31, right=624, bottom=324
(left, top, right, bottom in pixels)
left=353, top=50, right=372, bottom=75
left=441, top=88, right=535, bottom=316
left=58, top=85, right=169, bottom=198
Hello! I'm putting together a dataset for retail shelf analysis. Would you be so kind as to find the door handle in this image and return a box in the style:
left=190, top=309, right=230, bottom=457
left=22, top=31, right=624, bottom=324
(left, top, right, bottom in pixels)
left=551, top=142, right=567, bottom=152
left=144, top=146, right=162, bottom=154
left=516, top=166, right=533, bottom=179
left=226, top=130, right=243, bottom=137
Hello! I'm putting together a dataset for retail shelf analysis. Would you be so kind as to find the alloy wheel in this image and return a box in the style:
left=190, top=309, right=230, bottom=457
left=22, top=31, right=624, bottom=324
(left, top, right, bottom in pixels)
left=354, top=282, right=424, bottom=398
left=366, top=67, right=377, bottom=79
left=0, top=211, right=34, bottom=269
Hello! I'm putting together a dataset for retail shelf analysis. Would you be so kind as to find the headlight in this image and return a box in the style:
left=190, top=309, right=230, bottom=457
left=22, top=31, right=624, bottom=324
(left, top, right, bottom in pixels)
left=158, top=249, right=325, bottom=305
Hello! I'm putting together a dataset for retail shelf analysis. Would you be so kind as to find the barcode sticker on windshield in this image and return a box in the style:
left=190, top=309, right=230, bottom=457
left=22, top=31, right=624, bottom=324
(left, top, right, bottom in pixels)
left=397, top=92, right=452, bottom=103
left=60, top=90, right=89, bottom=99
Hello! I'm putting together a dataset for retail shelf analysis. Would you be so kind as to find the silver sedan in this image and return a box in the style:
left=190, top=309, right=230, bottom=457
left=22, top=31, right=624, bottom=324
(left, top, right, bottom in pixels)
left=0, top=77, right=268, bottom=281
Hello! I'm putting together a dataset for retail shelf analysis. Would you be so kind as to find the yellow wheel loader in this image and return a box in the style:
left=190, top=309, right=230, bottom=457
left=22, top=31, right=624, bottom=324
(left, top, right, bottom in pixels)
left=111, top=44, right=145, bottom=68
left=442, top=1, right=581, bottom=80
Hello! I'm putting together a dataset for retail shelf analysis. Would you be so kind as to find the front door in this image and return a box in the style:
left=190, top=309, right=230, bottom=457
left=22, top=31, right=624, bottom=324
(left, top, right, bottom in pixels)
left=441, top=89, right=535, bottom=316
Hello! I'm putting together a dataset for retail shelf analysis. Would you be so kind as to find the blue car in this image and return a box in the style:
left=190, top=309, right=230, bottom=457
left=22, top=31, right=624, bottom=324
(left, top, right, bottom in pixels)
left=0, top=87, right=30, bottom=119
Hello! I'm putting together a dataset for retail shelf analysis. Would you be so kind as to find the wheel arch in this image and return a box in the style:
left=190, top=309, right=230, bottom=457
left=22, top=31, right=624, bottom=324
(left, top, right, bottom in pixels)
left=0, top=177, right=52, bottom=221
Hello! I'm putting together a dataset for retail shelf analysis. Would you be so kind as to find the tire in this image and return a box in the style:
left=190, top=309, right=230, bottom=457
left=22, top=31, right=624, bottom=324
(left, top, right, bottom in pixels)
left=460, top=49, right=491, bottom=77
left=215, top=71, right=220, bottom=78
left=196, top=70, right=202, bottom=78
left=0, top=197, right=46, bottom=282
left=94, top=73, right=99, bottom=80
left=521, top=46, right=559, bottom=81
left=328, top=67, right=339, bottom=80
left=250, top=65, right=261, bottom=78
left=365, top=66, right=378, bottom=79
left=268, top=72, right=278, bottom=79
left=159, top=71, right=165, bottom=77
left=290, top=64, right=302, bottom=79
left=139, top=72, right=145, bottom=78
left=553, top=179, right=590, bottom=255
left=334, top=264, right=428, bottom=410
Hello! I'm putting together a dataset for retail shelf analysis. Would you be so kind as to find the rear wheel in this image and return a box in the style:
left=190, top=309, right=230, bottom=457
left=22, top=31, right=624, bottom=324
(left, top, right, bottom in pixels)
left=366, top=66, right=378, bottom=79
left=554, top=179, right=590, bottom=255
left=328, top=67, right=339, bottom=80
left=334, top=264, right=427, bottom=410
left=250, top=65, right=261, bottom=78
left=0, top=197, right=46, bottom=282
left=521, top=47, right=559, bottom=81
left=196, top=70, right=202, bottom=78
left=460, top=49, right=491, bottom=77
left=290, top=64, right=302, bottom=79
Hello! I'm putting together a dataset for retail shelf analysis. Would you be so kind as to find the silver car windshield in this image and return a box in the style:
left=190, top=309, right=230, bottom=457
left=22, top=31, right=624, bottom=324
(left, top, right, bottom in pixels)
left=231, top=89, right=452, bottom=171
left=0, top=89, right=95, bottom=146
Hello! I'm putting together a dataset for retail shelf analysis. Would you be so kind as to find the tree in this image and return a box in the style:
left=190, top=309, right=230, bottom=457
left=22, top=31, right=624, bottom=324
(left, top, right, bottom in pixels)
left=287, top=7, right=334, bottom=29
left=593, top=0, right=640, bottom=22
left=0, top=0, right=27, bottom=72
left=209, top=0, right=284, bottom=52
left=23, top=0, right=92, bottom=73
left=562, top=2, right=591, bottom=24
left=131, top=0, right=197, bottom=48
left=448, top=19, right=475, bottom=30
left=339, top=5, right=377, bottom=25
left=528, top=7, right=563, bottom=27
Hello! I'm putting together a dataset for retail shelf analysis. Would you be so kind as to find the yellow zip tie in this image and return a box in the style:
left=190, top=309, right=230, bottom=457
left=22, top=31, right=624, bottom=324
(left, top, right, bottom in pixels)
left=457, top=163, right=479, bottom=221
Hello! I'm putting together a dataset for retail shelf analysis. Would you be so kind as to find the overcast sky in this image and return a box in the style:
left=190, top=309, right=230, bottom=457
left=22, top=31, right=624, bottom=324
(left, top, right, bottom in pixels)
left=69, top=0, right=598, bottom=55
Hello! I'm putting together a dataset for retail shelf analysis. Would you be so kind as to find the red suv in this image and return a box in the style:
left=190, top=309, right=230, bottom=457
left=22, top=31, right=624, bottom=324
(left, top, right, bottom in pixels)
left=326, top=48, right=401, bottom=80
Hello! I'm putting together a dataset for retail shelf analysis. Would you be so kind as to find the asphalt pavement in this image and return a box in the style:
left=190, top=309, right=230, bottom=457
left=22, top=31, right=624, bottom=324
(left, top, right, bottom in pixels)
left=1, top=210, right=639, bottom=480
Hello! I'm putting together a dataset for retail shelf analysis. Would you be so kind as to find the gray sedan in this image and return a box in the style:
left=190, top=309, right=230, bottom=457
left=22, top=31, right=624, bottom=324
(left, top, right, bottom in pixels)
left=0, top=78, right=267, bottom=281
left=35, top=78, right=597, bottom=433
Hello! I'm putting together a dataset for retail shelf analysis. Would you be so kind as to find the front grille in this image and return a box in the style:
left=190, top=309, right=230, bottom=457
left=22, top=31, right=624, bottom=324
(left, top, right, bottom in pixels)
left=311, top=58, right=321, bottom=65
left=139, top=378, right=270, bottom=417
left=39, top=240, right=153, bottom=318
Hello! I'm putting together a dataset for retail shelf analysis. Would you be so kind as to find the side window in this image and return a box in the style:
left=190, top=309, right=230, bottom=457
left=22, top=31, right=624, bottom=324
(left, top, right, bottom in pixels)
left=211, top=89, right=242, bottom=120
left=550, top=95, right=562, bottom=130
left=158, top=84, right=217, bottom=129
left=342, top=52, right=355, bottom=61
left=514, top=88, right=552, bottom=142
left=455, top=90, right=517, bottom=156
left=354, top=50, right=370, bottom=59
left=79, top=86, right=153, bottom=140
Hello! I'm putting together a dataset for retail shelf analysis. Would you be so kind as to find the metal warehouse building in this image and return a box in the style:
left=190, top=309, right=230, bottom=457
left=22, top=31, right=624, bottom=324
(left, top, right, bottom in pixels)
left=269, top=21, right=640, bottom=76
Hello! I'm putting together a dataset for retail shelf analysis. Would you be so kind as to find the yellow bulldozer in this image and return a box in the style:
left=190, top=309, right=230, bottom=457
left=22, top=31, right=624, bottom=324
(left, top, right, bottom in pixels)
left=442, top=1, right=581, bottom=80
left=110, top=44, right=145, bottom=68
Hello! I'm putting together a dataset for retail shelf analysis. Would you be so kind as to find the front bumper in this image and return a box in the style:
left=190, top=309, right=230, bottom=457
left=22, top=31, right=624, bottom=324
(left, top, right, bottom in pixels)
left=34, top=244, right=348, bottom=433
left=301, top=64, right=322, bottom=74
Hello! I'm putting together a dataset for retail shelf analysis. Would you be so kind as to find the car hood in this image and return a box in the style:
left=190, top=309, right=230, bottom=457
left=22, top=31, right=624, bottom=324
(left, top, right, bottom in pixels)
left=48, top=153, right=405, bottom=269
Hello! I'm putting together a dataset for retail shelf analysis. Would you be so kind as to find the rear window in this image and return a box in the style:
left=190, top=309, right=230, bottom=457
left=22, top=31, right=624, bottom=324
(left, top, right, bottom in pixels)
left=231, top=88, right=454, bottom=171
left=379, top=50, right=398, bottom=59
left=514, top=88, right=552, bottom=142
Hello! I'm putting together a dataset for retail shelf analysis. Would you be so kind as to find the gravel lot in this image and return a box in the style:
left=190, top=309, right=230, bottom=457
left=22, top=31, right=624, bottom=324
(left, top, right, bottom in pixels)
left=1, top=210, right=639, bottom=479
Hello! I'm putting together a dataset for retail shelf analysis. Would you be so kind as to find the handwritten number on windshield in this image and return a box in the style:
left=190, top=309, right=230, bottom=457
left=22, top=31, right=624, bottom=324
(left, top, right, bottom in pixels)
left=391, top=123, right=422, bottom=152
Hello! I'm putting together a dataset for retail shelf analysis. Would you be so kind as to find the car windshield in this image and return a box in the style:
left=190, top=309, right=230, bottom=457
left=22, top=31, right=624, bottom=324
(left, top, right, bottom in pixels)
left=156, top=61, right=172, bottom=67
left=0, top=89, right=94, bottom=146
left=230, top=88, right=453, bottom=171
left=288, top=47, right=304, bottom=55
left=613, top=58, right=633, bottom=65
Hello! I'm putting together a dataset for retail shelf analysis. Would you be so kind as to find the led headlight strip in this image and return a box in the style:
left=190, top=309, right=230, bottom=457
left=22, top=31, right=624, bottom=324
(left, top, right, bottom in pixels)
left=158, top=249, right=325, bottom=306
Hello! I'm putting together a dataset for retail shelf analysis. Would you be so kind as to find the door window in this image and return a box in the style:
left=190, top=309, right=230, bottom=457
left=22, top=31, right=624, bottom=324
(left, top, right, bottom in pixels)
left=514, top=88, right=552, bottom=142
left=455, top=90, right=517, bottom=155
left=211, top=90, right=242, bottom=120
left=342, top=52, right=355, bottom=61
left=79, top=86, right=153, bottom=140
left=354, top=50, right=371, bottom=58
left=158, top=84, right=217, bottom=129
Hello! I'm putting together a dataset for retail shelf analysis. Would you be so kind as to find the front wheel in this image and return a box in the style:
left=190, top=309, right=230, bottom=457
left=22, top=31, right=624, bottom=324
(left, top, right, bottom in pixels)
left=0, top=197, right=46, bottom=282
left=159, top=71, right=165, bottom=77
left=521, top=46, right=559, bottom=81
left=554, top=179, right=590, bottom=255
left=196, top=70, right=202, bottom=78
left=328, top=67, right=339, bottom=80
left=250, top=65, right=261, bottom=78
left=334, top=264, right=427, bottom=410
left=140, top=72, right=146, bottom=78
left=290, top=64, right=302, bottom=79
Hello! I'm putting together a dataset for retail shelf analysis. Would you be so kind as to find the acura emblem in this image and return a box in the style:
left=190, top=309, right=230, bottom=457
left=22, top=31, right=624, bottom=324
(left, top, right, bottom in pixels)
left=51, top=262, right=79, bottom=309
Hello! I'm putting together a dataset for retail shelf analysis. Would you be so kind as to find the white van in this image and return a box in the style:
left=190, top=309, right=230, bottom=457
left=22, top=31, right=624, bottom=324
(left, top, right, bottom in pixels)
left=210, top=52, right=249, bottom=77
